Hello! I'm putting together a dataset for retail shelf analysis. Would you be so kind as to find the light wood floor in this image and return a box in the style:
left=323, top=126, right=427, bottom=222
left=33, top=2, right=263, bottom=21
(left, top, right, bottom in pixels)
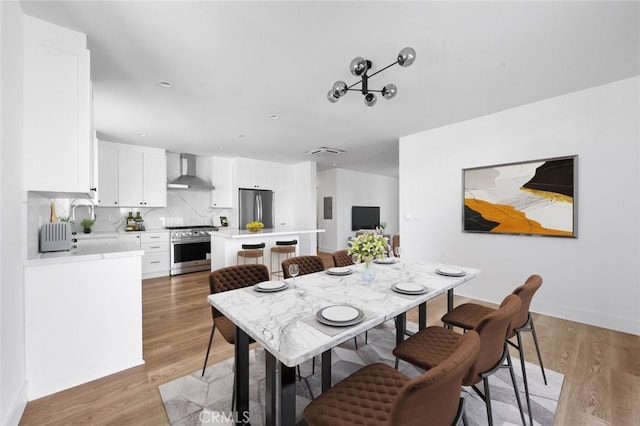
left=20, top=254, right=640, bottom=425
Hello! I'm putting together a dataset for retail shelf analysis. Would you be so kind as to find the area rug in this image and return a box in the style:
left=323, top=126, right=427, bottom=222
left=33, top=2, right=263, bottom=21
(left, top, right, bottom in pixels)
left=159, top=322, right=563, bottom=425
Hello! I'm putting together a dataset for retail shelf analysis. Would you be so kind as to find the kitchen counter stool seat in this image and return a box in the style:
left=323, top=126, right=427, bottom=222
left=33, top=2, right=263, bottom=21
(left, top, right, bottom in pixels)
left=270, top=239, right=297, bottom=277
left=236, top=242, right=265, bottom=265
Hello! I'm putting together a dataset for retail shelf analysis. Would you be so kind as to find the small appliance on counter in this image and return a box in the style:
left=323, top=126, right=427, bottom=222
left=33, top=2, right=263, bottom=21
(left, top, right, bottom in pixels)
left=39, top=222, right=75, bottom=252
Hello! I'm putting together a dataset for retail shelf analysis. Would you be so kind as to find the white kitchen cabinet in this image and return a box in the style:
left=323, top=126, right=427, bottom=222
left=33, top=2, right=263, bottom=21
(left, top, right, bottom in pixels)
left=235, top=159, right=283, bottom=190
left=142, top=152, right=168, bottom=207
left=22, top=16, right=93, bottom=194
left=97, top=141, right=119, bottom=206
left=211, top=157, right=234, bottom=208
left=140, top=231, right=170, bottom=278
left=98, top=142, right=167, bottom=207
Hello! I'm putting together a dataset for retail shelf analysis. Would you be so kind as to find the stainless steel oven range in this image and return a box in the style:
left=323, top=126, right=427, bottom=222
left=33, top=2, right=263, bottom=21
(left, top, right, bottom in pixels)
left=168, top=225, right=217, bottom=276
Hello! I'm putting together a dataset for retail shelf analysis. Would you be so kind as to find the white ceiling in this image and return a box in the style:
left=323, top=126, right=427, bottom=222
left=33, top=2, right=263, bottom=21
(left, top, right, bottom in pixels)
left=20, top=1, right=639, bottom=177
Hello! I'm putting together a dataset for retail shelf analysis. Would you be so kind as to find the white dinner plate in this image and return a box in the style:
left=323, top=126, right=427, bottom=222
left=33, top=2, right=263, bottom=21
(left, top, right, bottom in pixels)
left=326, top=267, right=353, bottom=275
left=320, top=305, right=360, bottom=322
left=393, top=282, right=426, bottom=294
left=436, top=267, right=466, bottom=277
left=254, top=280, right=288, bottom=292
left=316, top=306, right=365, bottom=327
left=374, top=257, right=396, bottom=264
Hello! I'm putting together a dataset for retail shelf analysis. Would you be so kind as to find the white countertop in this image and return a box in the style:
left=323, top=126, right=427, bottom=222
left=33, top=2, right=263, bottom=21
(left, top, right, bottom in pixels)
left=26, top=233, right=144, bottom=266
left=211, top=227, right=325, bottom=239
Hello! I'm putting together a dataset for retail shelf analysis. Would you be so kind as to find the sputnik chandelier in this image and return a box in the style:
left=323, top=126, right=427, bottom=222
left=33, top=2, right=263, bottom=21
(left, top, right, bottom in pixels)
left=327, top=47, right=416, bottom=107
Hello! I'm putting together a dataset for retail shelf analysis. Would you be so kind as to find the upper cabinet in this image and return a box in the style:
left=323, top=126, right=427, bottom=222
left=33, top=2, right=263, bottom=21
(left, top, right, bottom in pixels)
left=97, top=141, right=167, bottom=207
left=235, top=159, right=281, bottom=190
left=96, top=141, right=118, bottom=206
left=211, top=157, right=233, bottom=208
left=22, top=16, right=93, bottom=194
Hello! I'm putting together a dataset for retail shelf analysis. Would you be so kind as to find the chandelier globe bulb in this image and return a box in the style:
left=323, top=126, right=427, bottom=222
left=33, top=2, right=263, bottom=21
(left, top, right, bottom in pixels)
left=350, top=57, right=369, bottom=76
left=382, top=84, right=397, bottom=100
left=364, top=92, right=377, bottom=107
left=332, top=81, right=348, bottom=97
left=397, top=47, right=416, bottom=67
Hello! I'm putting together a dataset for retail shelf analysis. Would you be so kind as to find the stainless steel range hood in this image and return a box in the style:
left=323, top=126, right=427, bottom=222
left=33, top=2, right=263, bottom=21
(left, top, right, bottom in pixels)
left=167, top=153, right=215, bottom=190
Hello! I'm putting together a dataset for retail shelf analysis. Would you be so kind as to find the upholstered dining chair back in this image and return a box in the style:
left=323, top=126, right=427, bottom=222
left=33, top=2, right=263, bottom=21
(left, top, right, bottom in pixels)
left=332, top=249, right=354, bottom=267
left=508, top=274, right=543, bottom=337
left=209, top=264, right=270, bottom=320
left=391, top=330, right=480, bottom=425
left=281, top=255, right=324, bottom=278
left=463, top=294, right=521, bottom=386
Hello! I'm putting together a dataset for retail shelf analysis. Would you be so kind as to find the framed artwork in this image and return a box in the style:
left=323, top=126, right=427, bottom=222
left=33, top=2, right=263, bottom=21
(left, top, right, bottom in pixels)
left=463, top=155, right=577, bottom=237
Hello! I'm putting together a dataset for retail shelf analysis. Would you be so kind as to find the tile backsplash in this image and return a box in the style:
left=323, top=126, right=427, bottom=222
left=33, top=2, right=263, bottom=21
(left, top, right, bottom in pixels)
left=28, top=190, right=230, bottom=258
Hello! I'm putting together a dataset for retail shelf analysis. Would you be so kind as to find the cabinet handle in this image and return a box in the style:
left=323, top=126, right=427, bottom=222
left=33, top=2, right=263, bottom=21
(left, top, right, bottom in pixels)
left=150, top=236, right=160, bottom=239
left=150, top=246, right=160, bottom=249
left=150, top=261, right=161, bottom=264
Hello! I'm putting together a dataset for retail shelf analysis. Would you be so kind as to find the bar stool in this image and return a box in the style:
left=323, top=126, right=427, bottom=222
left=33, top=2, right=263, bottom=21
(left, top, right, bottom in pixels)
left=236, top=242, right=265, bottom=265
left=270, top=240, right=297, bottom=277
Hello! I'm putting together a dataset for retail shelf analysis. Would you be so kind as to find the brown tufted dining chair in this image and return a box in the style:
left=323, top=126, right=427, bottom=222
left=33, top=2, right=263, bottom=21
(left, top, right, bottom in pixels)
left=201, top=264, right=269, bottom=376
left=281, top=255, right=325, bottom=278
left=441, top=274, right=546, bottom=425
left=331, top=249, right=354, bottom=267
left=393, top=294, right=525, bottom=426
left=303, top=330, right=480, bottom=426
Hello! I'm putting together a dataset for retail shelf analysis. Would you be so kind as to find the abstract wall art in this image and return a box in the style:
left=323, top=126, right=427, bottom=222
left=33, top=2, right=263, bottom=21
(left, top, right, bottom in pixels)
left=463, top=156, right=577, bottom=237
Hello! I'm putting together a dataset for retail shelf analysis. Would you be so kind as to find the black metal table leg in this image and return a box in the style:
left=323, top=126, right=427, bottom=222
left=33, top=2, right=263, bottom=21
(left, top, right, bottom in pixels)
left=280, top=363, right=296, bottom=426
left=321, top=350, right=332, bottom=392
left=234, top=328, right=250, bottom=426
left=264, top=352, right=277, bottom=426
left=447, top=288, right=454, bottom=312
left=418, top=302, right=427, bottom=330
left=396, top=312, right=406, bottom=346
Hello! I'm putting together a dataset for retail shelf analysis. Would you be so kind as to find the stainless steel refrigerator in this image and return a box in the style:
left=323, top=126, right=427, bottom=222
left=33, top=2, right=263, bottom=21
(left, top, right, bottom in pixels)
left=238, top=188, right=274, bottom=229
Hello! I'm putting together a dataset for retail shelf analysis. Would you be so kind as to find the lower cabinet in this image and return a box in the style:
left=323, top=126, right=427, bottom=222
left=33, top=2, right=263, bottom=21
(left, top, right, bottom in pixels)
left=140, top=231, right=170, bottom=278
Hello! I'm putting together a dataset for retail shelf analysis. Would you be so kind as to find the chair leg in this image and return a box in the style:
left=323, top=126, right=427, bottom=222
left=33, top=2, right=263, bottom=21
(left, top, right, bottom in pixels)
left=201, top=323, right=216, bottom=376
left=516, top=330, right=534, bottom=426
left=483, top=377, right=494, bottom=426
left=454, top=397, right=467, bottom=426
left=505, top=350, right=526, bottom=426
left=528, top=314, right=548, bottom=385
left=394, top=357, right=399, bottom=369
left=354, top=336, right=358, bottom=350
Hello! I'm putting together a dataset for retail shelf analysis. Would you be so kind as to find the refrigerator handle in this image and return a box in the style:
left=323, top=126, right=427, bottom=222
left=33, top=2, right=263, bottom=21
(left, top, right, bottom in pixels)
left=257, top=194, right=262, bottom=222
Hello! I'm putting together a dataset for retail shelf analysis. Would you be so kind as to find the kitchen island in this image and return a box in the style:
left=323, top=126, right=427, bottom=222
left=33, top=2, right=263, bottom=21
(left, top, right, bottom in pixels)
left=24, top=236, right=145, bottom=399
left=210, top=227, right=325, bottom=274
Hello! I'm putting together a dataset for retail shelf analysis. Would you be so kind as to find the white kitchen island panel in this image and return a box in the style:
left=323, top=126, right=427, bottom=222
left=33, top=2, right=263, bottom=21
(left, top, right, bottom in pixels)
left=210, top=228, right=324, bottom=274
left=25, top=254, right=144, bottom=399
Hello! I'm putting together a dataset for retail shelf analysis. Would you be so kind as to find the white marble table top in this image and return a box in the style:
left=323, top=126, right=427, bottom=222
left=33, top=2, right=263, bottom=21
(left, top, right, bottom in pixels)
left=208, top=259, right=480, bottom=367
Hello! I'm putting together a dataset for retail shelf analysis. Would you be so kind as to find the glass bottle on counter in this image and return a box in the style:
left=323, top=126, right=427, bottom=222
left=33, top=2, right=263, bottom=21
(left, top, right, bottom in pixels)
left=126, top=212, right=136, bottom=231
left=134, top=212, right=144, bottom=231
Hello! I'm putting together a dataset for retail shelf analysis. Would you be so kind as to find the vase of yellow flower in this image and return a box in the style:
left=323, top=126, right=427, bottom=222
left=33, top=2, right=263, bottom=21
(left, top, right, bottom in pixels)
left=245, top=221, right=264, bottom=232
left=348, top=232, right=387, bottom=282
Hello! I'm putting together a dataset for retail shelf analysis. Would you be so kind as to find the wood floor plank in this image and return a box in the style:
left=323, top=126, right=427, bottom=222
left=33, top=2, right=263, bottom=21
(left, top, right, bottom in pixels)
left=18, top=255, right=640, bottom=425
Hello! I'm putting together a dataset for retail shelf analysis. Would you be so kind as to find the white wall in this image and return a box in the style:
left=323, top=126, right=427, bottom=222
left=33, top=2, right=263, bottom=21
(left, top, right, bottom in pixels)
left=293, top=161, right=317, bottom=254
left=399, top=77, right=639, bottom=335
left=317, top=168, right=399, bottom=253
left=0, top=2, right=28, bottom=425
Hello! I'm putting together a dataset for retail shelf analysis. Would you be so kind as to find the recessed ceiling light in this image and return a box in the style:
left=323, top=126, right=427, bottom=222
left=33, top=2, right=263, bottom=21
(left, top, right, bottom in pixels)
left=137, top=132, right=147, bottom=137
left=270, top=114, right=279, bottom=120
left=158, top=81, right=173, bottom=88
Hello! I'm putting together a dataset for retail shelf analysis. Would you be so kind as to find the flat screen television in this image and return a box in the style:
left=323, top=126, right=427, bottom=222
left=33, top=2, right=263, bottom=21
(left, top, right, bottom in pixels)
left=351, top=206, right=380, bottom=231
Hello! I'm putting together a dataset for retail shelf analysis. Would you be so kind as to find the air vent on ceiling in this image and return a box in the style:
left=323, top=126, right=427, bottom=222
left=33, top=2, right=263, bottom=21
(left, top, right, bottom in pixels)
left=305, top=147, right=346, bottom=156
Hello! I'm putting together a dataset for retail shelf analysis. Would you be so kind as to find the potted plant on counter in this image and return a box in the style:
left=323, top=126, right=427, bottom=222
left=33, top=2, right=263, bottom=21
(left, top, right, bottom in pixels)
left=80, top=218, right=95, bottom=234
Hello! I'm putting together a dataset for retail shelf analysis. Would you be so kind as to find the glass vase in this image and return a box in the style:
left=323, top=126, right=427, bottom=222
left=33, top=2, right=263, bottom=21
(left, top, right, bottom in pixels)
left=361, top=257, right=376, bottom=283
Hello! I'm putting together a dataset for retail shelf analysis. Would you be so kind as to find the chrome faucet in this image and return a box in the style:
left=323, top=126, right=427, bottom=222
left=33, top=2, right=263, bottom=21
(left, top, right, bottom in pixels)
left=71, top=198, right=96, bottom=222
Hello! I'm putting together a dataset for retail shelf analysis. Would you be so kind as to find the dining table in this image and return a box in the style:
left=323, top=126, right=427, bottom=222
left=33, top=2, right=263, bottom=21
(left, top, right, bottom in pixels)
left=207, top=258, right=480, bottom=426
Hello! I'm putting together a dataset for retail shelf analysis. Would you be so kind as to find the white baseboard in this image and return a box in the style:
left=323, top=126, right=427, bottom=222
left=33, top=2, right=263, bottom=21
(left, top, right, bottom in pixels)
left=2, top=381, right=27, bottom=426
